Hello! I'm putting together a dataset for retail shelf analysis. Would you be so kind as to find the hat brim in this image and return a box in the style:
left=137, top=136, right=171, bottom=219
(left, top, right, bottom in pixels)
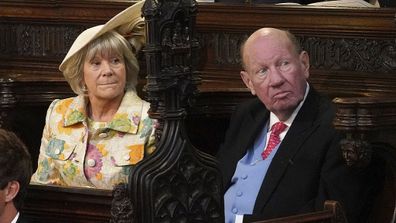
left=59, top=0, right=145, bottom=72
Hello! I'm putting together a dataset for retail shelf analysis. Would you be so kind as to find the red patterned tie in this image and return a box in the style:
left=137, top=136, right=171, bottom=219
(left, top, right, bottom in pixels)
left=261, top=122, right=287, bottom=160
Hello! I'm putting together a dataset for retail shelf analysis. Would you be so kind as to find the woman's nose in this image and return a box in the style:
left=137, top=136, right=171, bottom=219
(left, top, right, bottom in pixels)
left=101, top=61, right=113, bottom=76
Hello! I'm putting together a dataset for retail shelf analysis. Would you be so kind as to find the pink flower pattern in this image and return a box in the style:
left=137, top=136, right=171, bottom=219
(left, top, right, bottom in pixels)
left=84, top=143, right=104, bottom=179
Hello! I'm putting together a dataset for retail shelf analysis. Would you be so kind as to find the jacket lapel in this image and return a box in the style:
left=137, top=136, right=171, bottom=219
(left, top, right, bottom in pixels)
left=224, top=100, right=269, bottom=189
left=253, top=88, right=321, bottom=213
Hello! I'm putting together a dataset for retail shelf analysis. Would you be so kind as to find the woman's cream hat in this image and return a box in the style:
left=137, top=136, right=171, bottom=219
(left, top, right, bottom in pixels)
left=59, top=0, right=145, bottom=72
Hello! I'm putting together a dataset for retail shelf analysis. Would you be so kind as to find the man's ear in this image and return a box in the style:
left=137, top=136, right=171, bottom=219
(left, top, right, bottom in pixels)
left=240, top=70, right=256, bottom=95
left=4, top=181, right=19, bottom=203
left=300, top=51, right=310, bottom=79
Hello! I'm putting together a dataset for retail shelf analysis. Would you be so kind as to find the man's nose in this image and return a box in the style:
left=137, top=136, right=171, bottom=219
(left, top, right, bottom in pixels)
left=268, top=68, right=285, bottom=87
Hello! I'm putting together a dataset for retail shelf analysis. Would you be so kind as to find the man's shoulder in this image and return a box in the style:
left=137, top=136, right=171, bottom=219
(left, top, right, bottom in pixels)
left=306, top=87, right=335, bottom=118
left=235, top=97, right=266, bottom=114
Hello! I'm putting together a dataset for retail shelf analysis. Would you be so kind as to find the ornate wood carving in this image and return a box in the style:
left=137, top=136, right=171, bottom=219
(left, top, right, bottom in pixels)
left=198, top=32, right=246, bottom=65
left=0, top=77, right=17, bottom=129
left=333, top=97, right=396, bottom=168
left=332, top=97, right=396, bottom=222
left=0, top=22, right=86, bottom=58
left=128, top=0, right=223, bottom=222
left=198, top=32, right=396, bottom=74
left=301, top=37, right=396, bottom=73
left=110, top=183, right=134, bottom=223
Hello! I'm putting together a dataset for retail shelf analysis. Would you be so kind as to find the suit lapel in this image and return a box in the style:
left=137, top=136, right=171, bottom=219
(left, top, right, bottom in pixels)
left=224, top=100, right=269, bottom=189
left=253, top=88, right=321, bottom=213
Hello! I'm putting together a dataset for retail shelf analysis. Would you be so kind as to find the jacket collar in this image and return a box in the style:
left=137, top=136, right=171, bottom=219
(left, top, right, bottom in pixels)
left=63, top=90, right=143, bottom=134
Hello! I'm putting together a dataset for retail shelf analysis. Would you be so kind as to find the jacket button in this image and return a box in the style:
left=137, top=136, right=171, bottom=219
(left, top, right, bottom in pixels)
left=232, top=208, right=238, bottom=214
left=98, top=132, right=108, bottom=138
left=87, top=159, right=96, bottom=167
left=123, top=155, right=130, bottom=161
left=54, top=149, right=61, bottom=155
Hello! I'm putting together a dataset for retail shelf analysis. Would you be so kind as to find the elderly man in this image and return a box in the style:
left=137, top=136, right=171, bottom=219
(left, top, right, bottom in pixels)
left=217, top=28, right=371, bottom=223
left=0, top=129, right=32, bottom=223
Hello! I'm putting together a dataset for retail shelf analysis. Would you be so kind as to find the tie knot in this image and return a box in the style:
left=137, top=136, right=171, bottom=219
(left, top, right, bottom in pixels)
left=270, top=122, right=287, bottom=136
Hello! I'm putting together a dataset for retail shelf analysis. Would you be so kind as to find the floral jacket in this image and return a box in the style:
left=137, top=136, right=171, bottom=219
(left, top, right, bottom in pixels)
left=31, top=90, right=155, bottom=190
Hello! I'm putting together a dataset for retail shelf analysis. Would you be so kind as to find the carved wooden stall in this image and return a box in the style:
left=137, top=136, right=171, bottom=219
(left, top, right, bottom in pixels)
left=333, top=97, right=396, bottom=222
left=1, top=1, right=396, bottom=222
left=128, top=0, right=224, bottom=222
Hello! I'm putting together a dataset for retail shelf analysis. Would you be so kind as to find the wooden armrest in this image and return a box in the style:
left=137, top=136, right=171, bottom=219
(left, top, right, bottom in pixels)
left=252, top=200, right=347, bottom=223
left=23, top=184, right=112, bottom=223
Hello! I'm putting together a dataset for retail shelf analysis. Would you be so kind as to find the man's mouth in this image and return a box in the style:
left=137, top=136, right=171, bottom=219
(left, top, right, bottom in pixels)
left=273, top=91, right=290, bottom=99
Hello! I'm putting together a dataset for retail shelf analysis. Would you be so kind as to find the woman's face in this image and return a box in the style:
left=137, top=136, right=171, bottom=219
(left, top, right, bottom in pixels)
left=83, top=51, right=126, bottom=103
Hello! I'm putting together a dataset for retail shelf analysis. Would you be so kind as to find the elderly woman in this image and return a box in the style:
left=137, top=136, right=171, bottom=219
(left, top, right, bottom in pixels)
left=31, top=1, right=155, bottom=190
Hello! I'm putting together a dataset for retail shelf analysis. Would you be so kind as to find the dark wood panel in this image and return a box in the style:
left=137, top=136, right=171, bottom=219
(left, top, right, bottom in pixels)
left=24, top=184, right=112, bottom=223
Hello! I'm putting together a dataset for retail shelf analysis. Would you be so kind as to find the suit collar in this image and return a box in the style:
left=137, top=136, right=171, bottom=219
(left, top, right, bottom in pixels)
left=239, top=99, right=270, bottom=156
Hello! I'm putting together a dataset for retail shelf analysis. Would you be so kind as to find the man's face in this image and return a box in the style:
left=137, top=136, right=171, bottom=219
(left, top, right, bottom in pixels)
left=0, top=181, right=19, bottom=221
left=241, top=29, right=310, bottom=120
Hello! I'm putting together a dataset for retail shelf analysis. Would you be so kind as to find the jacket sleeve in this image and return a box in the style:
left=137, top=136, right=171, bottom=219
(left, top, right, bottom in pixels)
left=31, top=99, right=67, bottom=186
left=141, top=101, right=156, bottom=156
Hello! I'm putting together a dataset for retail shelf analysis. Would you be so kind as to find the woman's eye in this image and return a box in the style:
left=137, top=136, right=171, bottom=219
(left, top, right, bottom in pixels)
left=91, top=61, right=100, bottom=66
left=111, top=57, right=121, bottom=64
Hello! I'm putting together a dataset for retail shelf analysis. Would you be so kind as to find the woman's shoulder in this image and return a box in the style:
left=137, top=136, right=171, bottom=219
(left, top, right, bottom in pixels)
left=122, top=90, right=151, bottom=109
left=46, top=96, right=81, bottom=117
left=49, top=96, right=78, bottom=107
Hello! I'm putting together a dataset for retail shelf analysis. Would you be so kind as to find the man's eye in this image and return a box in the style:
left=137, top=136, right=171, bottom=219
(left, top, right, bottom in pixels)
left=281, top=61, right=289, bottom=66
left=279, top=61, right=291, bottom=71
left=257, top=68, right=268, bottom=77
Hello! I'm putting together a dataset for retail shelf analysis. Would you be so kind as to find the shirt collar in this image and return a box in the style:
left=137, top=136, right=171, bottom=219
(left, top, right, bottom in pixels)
left=11, top=212, right=19, bottom=223
left=63, top=90, right=143, bottom=134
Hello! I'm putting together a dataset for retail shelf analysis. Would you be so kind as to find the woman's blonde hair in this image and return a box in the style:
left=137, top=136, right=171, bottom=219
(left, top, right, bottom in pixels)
left=62, top=31, right=142, bottom=95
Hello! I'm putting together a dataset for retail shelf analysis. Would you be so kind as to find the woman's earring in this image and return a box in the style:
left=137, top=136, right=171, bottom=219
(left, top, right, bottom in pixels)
left=81, top=84, right=88, bottom=93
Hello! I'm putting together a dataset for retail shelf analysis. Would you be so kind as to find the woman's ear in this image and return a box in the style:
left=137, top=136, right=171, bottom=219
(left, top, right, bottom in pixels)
left=4, top=181, right=19, bottom=203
